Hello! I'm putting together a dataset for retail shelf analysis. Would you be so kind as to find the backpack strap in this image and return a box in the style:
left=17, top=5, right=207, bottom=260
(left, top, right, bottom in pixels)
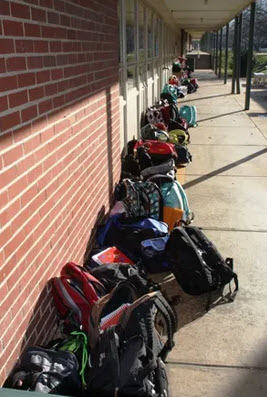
left=225, top=257, right=239, bottom=295
left=153, top=293, right=176, bottom=361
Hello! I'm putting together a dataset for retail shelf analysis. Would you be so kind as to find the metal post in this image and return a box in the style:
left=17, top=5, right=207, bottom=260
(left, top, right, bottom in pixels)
left=231, top=16, right=238, bottom=94
left=224, top=23, right=229, bottom=84
left=245, top=1, right=256, bottom=110
left=236, top=13, right=243, bottom=94
left=219, top=28, right=223, bottom=78
left=215, top=32, right=216, bottom=71
left=181, top=29, right=184, bottom=56
left=215, top=31, right=219, bottom=75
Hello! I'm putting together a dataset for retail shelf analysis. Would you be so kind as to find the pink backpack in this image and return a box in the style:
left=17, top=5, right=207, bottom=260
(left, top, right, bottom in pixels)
left=51, top=262, right=106, bottom=331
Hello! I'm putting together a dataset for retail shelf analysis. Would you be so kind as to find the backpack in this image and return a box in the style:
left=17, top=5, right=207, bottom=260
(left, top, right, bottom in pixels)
left=159, top=180, right=191, bottom=219
left=145, top=105, right=165, bottom=125
left=165, top=226, right=239, bottom=301
left=88, top=281, right=176, bottom=359
left=179, top=105, right=198, bottom=127
left=4, top=346, right=82, bottom=396
left=141, top=159, right=176, bottom=182
left=134, top=140, right=177, bottom=165
left=140, top=236, right=171, bottom=273
left=86, top=326, right=169, bottom=397
left=121, top=154, right=140, bottom=179
left=96, top=215, right=169, bottom=261
left=141, top=124, right=169, bottom=142
left=169, top=129, right=189, bottom=145
left=51, top=262, right=106, bottom=331
left=174, top=144, right=192, bottom=164
left=114, top=179, right=163, bottom=220
left=160, top=84, right=178, bottom=103
left=89, top=263, right=152, bottom=295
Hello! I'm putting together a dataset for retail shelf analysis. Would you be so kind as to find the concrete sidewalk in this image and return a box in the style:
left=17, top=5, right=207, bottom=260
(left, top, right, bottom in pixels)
left=167, top=70, right=267, bottom=397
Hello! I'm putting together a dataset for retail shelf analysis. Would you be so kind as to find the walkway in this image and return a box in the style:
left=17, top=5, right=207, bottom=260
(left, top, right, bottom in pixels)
left=167, top=70, right=267, bottom=396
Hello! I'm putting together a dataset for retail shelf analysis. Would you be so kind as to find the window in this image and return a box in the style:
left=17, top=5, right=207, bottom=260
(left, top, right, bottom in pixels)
left=154, top=17, right=160, bottom=57
left=147, top=10, right=153, bottom=59
left=127, top=66, right=137, bottom=90
left=126, top=0, right=136, bottom=63
left=138, top=3, right=145, bottom=62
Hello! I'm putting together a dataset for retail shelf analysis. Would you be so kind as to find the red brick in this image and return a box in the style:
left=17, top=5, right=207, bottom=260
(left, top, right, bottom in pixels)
left=31, top=7, right=47, bottom=22
left=0, top=166, right=17, bottom=191
left=8, top=180, right=28, bottom=208
left=0, top=96, right=8, bottom=112
left=15, top=39, right=34, bottom=53
left=0, top=58, right=6, bottom=73
left=36, top=70, right=50, bottom=84
left=0, top=1, right=10, bottom=16
left=24, top=23, right=41, bottom=37
left=51, top=68, right=63, bottom=80
left=3, top=145, right=23, bottom=168
left=0, top=39, right=14, bottom=54
left=38, top=99, right=53, bottom=114
left=6, top=57, right=26, bottom=72
left=3, top=20, right=24, bottom=36
left=27, top=56, right=43, bottom=69
left=0, top=191, right=8, bottom=209
left=43, top=55, right=56, bottom=67
left=29, top=86, right=45, bottom=101
left=0, top=111, right=21, bottom=132
left=40, top=0, right=53, bottom=7
left=9, top=90, right=28, bottom=108
left=11, top=2, right=30, bottom=19
left=33, top=40, right=49, bottom=53
left=21, top=105, right=37, bottom=123
left=18, top=73, right=36, bottom=88
left=47, top=11, right=59, bottom=24
left=49, top=41, right=62, bottom=52
left=0, top=199, right=21, bottom=226
left=4, top=229, right=25, bottom=260
left=45, top=83, right=58, bottom=96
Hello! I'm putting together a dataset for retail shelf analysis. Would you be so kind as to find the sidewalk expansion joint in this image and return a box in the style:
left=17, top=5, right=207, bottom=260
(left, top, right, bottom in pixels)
left=198, top=227, right=267, bottom=233
left=166, top=361, right=267, bottom=372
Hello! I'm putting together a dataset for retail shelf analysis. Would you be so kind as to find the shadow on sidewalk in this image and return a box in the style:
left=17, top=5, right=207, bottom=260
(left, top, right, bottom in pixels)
left=183, top=148, right=267, bottom=190
left=198, top=110, right=243, bottom=122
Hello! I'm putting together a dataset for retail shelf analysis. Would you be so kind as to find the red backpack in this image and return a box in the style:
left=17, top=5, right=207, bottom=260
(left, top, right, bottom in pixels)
left=51, top=262, right=106, bottom=331
left=134, top=140, right=177, bottom=165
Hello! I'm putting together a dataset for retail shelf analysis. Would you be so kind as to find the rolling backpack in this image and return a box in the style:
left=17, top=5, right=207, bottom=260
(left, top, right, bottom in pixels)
left=165, top=226, right=239, bottom=305
left=51, top=262, right=106, bottom=331
left=114, top=179, right=163, bottom=220
left=86, top=326, right=169, bottom=397
left=179, top=105, right=198, bottom=127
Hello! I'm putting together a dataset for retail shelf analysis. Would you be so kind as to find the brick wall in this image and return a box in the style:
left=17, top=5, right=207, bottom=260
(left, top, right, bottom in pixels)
left=0, top=0, right=121, bottom=384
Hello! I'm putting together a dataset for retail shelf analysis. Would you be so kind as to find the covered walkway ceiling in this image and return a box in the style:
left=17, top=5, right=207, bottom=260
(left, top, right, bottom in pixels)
left=150, top=0, right=255, bottom=40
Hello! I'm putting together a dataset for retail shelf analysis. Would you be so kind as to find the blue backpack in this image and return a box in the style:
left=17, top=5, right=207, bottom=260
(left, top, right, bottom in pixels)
left=179, top=105, right=197, bottom=127
left=97, top=214, right=169, bottom=261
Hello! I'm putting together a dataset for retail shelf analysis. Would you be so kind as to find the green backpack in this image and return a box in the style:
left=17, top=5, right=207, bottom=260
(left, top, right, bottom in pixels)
left=179, top=105, right=197, bottom=127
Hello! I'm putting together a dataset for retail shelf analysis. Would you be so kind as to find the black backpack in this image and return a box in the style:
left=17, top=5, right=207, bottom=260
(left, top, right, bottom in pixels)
left=4, top=346, right=82, bottom=396
left=88, top=263, right=152, bottom=296
left=86, top=326, right=169, bottom=397
left=174, top=144, right=192, bottom=165
left=165, top=226, right=239, bottom=300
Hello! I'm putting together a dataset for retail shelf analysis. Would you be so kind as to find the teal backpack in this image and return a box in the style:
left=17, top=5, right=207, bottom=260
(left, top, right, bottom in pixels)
left=161, top=84, right=178, bottom=103
left=179, top=105, right=197, bottom=127
left=160, top=180, right=190, bottom=217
